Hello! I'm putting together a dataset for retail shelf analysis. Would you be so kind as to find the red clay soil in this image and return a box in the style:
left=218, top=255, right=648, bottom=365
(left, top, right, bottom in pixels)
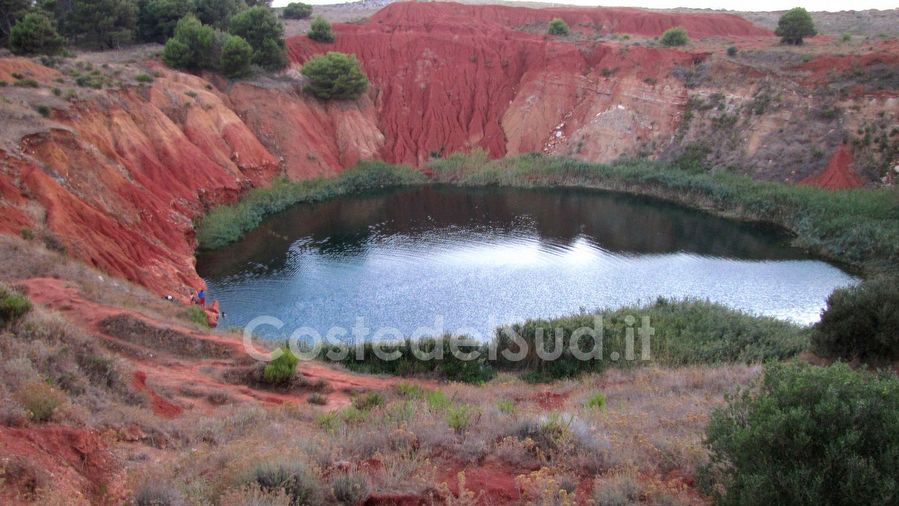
left=440, top=458, right=522, bottom=503
left=286, top=2, right=759, bottom=166
left=801, top=144, right=865, bottom=190
left=17, top=277, right=404, bottom=414
left=0, top=425, right=126, bottom=505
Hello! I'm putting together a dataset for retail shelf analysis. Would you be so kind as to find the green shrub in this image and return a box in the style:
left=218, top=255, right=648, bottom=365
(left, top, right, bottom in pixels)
left=9, top=12, right=65, bottom=55
left=702, top=362, right=899, bottom=505
left=19, top=228, right=34, bottom=240
left=494, top=297, right=808, bottom=382
left=496, top=399, right=515, bottom=414
left=840, top=32, right=852, bottom=43
left=300, top=51, right=368, bottom=100
left=163, top=15, right=218, bottom=70
left=135, top=73, right=154, bottom=83
left=318, top=335, right=495, bottom=384
left=283, top=2, right=313, bottom=20
left=244, top=460, right=323, bottom=505
left=331, top=472, right=369, bottom=505
left=16, top=381, right=65, bottom=422
left=14, top=78, right=39, bottom=88
left=181, top=305, right=209, bottom=328
left=262, top=347, right=299, bottom=385
left=0, top=80, right=6, bottom=86
left=425, top=390, right=450, bottom=411
left=307, top=16, right=333, bottom=42
left=351, top=392, right=384, bottom=411
left=660, top=27, right=688, bottom=47
left=547, top=18, right=569, bottom=36
left=812, top=276, right=899, bottom=362
left=446, top=404, right=475, bottom=433
left=726, top=45, right=738, bottom=56
left=775, top=7, right=816, bottom=45
left=584, top=392, right=606, bottom=410
left=34, top=104, right=50, bottom=117
left=220, top=34, right=253, bottom=78
left=394, top=382, right=426, bottom=399
left=0, top=286, right=32, bottom=327
left=229, top=6, right=287, bottom=70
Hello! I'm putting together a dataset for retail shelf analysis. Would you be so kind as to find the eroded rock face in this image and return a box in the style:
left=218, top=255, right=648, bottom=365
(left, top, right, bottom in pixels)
left=0, top=3, right=896, bottom=296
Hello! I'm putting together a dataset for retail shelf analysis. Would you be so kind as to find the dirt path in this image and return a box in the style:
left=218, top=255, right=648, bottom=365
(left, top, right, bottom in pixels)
left=18, top=277, right=404, bottom=415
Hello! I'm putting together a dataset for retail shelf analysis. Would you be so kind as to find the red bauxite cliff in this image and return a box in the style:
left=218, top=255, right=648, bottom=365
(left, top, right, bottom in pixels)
left=0, top=3, right=893, bottom=297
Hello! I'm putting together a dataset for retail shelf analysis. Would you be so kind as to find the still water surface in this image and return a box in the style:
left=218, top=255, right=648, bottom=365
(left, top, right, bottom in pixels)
left=197, top=186, right=857, bottom=338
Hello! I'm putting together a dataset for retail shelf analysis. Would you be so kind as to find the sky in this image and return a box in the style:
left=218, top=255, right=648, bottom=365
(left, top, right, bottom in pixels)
left=271, top=0, right=899, bottom=12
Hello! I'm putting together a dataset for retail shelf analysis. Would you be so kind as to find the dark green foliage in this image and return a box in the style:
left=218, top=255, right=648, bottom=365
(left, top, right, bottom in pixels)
left=252, top=36, right=286, bottom=70
left=812, top=276, right=899, bottom=361
left=547, top=18, right=569, bottom=36
left=163, top=15, right=218, bottom=70
left=351, top=392, right=384, bottom=411
left=262, top=346, right=299, bottom=384
left=0, top=286, right=32, bottom=327
left=300, top=51, right=368, bottom=100
left=228, top=6, right=286, bottom=70
left=775, top=7, right=816, bottom=45
left=726, top=45, right=737, bottom=56
left=137, top=0, right=194, bottom=43
left=66, top=0, right=137, bottom=49
left=0, top=0, right=30, bottom=45
left=494, top=298, right=808, bottom=382
left=196, top=161, right=425, bottom=249
left=34, top=104, right=50, bottom=116
left=220, top=34, right=252, bottom=78
left=135, top=73, right=154, bottom=83
left=282, top=2, right=311, bottom=20
left=702, top=362, right=899, bottom=505
left=319, top=335, right=496, bottom=384
left=660, top=27, right=688, bottom=47
left=193, top=0, right=245, bottom=29
left=307, top=15, right=332, bottom=42
left=9, top=12, right=65, bottom=55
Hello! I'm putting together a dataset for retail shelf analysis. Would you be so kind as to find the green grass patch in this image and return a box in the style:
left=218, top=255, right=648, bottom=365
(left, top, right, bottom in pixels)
left=0, top=286, right=32, bottom=327
left=181, top=305, right=209, bottom=329
left=195, top=160, right=426, bottom=249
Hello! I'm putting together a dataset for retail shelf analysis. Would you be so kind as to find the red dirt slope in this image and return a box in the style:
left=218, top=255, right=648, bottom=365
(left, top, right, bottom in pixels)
left=287, top=2, right=718, bottom=165
left=369, top=2, right=770, bottom=38
left=801, top=145, right=865, bottom=190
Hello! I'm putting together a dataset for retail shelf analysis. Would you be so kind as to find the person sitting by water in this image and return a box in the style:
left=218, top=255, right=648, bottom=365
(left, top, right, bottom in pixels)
left=196, top=288, right=206, bottom=307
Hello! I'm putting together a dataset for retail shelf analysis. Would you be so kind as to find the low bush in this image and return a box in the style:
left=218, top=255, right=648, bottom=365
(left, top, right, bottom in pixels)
left=16, top=381, right=66, bottom=422
left=812, top=276, right=899, bottom=361
left=307, top=16, right=334, bottom=42
left=726, top=45, right=738, bottom=56
left=0, top=286, right=32, bottom=327
left=307, top=393, right=327, bottom=405
left=181, top=305, right=209, bottom=328
left=702, top=362, right=899, bottom=505
left=262, top=347, right=299, bottom=385
left=283, top=2, right=313, bottom=20
left=135, top=73, right=154, bottom=83
left=220, top=35, right=253, bottom=78
left=14, top=78, right=39, bottom=88
left=133, top=481, right=186, bottom=506
left=351, top=392, right=383, bottom=411
left=660, top=27, right=688, bottom=47
left=584, top=392, right=606, bottom=410
left=9, top=12, right=66, bottom=56
left=318, top=335, right=495, bottom=384
left=243, top=460, right=323, bottom=505
left=331, top=472, right=369, bottom=505
left=547, top=18, right=570, bottom=36
left=300, top=51, right=369, bottom=100
left=446, top=404, right=476, bottom=433
left=494, top=297, right=807, bottom=382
